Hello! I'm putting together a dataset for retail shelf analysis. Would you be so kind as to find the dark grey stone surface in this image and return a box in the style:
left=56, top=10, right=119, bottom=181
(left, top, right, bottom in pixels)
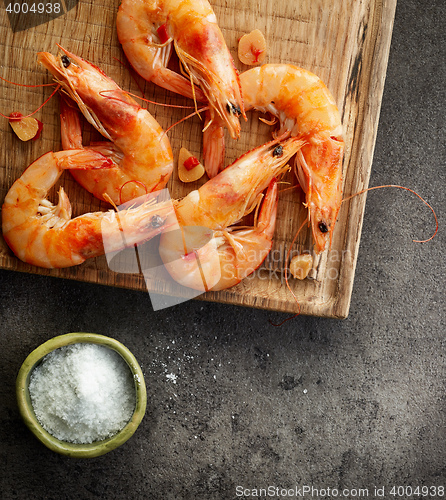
left=0, top=0, right=444, bottom=498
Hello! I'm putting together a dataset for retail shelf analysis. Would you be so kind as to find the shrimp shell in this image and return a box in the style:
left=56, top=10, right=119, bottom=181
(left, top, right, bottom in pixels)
left=2, top=150, right=173, bottom=269
left=38, top=47, right=174, bottom=205
left=116, top=0, right=245, bottom=140
left=240, top=64, right=344, bottom=254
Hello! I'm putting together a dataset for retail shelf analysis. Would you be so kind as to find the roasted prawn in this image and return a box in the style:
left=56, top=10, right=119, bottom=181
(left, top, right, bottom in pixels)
left=116, top=0, right=245, bottom=143
left=207, top=63, right=344, bottom=253
left=2, top=150, right=173, bottom=269
left=242, top=64, right=344, bottom=253
left=38, top=46, right=174, bottom=205
left=159, top=137, right=304, bottom=291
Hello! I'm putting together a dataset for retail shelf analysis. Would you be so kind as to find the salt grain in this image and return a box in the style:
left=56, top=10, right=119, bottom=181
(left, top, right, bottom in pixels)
left=166, top=373, right=178, bottom=384
left=28, top=343, right=136, bottom=444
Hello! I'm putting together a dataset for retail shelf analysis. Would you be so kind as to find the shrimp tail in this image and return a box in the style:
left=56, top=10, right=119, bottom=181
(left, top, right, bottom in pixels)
left=203, top=111, right=226, bottom=178
left=60, top=96, right=83, bottom=149
left=56, top=149, right=115, bottom=170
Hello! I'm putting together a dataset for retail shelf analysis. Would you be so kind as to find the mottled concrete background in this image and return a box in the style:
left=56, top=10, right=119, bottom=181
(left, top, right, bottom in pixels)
left=0, top=0, right=444, bottom=498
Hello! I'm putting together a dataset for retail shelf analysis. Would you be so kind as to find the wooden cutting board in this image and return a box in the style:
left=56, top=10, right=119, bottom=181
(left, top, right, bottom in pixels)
left=0, top=0, right=397, bottom=318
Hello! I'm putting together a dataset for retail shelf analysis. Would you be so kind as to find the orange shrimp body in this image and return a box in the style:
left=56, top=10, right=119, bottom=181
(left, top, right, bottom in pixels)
left=38, top=47, right=174, bottom=205
left=210, top=179, right=278, bottom=291
left=116, top=0, right=245, bottom=139
left=240, top=64, right=344, bottom=253
left=2, top=151, right=173, bottom=268
left=159, top=137, right=304, bottom=291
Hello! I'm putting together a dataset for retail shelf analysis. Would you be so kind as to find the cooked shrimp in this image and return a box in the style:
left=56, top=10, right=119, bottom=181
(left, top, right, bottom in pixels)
left=158, top=137, right=304, bottom=291
left=38, top=46, right=173, bottom=205
left=206, top=64, right=344, bottom=253
left=241, top=64, right=344, bottom=253
left=2, top=150, right=173, bottom=269
left=116, top=0, right=245, bottom=141
left=210, top=179, right=278, bottom=291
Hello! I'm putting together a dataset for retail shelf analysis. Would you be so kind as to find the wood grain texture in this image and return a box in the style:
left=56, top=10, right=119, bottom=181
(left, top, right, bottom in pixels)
left=0, top=0, right=397, bottom=318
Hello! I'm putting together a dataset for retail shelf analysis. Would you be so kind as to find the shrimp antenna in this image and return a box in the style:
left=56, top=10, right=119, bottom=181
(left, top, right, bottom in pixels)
left=0, top=83, right=61, bottom=120
left=113, top=56, right=147, bottom=99
left=98, top=89, right=197, bottom=113
left=269, top=216, right=308, bottom=326
left=114, top=90, right=197, bottom=110
left=103, top=193, right=119, bottom=211
left=118, top=180, right=149, bottom=206
left=112, top=57, right=198, bottom=110
left=278, top=181, right=301, bottom=195
left=163, top=105, right=210, bottom=136
left=342, top=184, right=438, bottom=243
left=0, top=75, right=57, bottom=88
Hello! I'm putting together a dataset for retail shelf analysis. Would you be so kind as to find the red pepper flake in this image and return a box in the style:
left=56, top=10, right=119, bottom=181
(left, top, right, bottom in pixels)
left=8, top=111, right=23, bottom=122
left=252, top=47, right=264, bottom=63
left=157, top=24, right=169, bottom=44
left=183, top=155, right=200, bottom=171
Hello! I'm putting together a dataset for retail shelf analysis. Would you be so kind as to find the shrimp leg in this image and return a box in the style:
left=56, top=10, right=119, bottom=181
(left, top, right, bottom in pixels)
left=210, top=179, right=278, bottom=291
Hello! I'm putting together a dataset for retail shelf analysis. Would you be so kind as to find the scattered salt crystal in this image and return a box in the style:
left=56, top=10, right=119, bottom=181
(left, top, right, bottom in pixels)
left=166, top=373, right=178, bottom=384
left=28, top=343, right=136, bottom=444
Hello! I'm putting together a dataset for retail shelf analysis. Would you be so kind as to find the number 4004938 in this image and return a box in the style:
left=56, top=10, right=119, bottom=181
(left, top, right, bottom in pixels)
left=5, top=2, right=61, bottom=14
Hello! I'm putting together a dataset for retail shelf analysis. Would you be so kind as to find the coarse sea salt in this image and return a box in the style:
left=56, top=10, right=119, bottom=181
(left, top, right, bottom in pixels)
left=28, top=343, right=136, bottom=444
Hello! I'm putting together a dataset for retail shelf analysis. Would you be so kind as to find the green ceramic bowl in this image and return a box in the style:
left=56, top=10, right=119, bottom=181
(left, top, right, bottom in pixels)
left=16, top=333, right=147, bottom=458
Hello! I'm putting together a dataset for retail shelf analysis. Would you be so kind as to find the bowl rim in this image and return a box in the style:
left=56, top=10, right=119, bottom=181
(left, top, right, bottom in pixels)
left=16, top=332, right=147, bottom=458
